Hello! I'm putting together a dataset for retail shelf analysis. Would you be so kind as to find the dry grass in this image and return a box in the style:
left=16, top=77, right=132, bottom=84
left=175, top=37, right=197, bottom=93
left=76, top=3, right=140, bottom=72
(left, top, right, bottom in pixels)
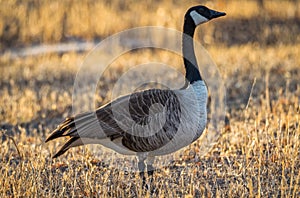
left=1, top=0, right=300, bottom=197
left=1, top=0, right=300, bottom=49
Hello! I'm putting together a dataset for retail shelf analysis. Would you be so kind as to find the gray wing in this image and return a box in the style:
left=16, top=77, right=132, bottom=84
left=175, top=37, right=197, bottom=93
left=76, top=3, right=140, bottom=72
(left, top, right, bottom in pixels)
left=45, top=88, right=182, bottom=156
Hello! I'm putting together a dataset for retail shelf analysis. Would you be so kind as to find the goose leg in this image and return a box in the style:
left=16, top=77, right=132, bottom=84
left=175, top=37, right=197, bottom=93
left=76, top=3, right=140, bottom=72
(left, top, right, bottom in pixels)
left=147, top=156, right=155, bottom=191
left=138, top=155, right=147, bottom=188
left=147, top=156, right=155, bottom=177
left=147, top=156, right=158, bottom=194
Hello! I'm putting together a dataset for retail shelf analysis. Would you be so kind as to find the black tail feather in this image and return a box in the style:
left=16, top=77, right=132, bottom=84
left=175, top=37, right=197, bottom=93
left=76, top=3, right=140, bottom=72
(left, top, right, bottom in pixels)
left=52, top=137, right=82, bottom=158
left=45, top=117, right=76, bottom=142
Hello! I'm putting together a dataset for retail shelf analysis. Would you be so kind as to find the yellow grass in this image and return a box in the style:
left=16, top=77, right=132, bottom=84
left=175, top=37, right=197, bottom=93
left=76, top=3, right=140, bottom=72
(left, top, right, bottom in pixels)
left=0, top=0, right=300, bottom=197
left=1, top=0, right=299, bottom=48
left=1, top=43, right=299, bottom=196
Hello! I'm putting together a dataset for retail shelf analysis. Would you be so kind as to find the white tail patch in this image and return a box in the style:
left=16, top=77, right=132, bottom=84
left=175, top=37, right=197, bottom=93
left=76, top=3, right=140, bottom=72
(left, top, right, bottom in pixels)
left=190, top=10, right=208, bottom=25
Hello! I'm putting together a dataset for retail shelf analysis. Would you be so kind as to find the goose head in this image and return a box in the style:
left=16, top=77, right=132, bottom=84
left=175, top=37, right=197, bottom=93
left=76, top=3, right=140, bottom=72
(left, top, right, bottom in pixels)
left=186, top=5, right=226, bottom=26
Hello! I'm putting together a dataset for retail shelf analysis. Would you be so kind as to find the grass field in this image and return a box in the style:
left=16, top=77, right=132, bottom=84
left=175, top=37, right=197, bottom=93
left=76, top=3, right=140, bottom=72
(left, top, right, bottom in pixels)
left=1, top=0, right=300, bottom=197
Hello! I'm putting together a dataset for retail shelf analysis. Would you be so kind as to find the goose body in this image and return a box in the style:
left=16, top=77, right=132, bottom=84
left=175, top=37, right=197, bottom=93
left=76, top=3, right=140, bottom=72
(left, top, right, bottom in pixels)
left=47, top=80, right=207, bottom=157
left=46, top=5, right=225, bottom=183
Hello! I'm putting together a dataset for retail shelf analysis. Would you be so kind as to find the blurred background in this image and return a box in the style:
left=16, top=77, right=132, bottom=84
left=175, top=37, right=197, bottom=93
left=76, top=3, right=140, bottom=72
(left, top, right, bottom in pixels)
left=0, top=1, right=299, bottom=196
left=0, top=0, right=299, bottom=49
left=1, top=0, right=299, bottom=124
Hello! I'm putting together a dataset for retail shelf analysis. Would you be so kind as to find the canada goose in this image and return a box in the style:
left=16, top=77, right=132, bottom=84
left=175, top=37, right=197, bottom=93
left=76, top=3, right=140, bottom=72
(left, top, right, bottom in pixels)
left=46, top=5, right=225, bottom=185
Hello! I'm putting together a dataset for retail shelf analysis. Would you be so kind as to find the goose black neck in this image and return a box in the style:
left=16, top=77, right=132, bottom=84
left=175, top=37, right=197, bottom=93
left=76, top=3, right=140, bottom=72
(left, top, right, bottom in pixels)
left=183, top=16, right=202, bottom=83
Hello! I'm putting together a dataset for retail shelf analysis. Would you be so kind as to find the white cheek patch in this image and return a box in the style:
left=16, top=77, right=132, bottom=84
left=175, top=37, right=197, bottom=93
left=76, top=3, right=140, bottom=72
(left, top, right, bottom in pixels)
left=190, top=10, right=208, bottom=25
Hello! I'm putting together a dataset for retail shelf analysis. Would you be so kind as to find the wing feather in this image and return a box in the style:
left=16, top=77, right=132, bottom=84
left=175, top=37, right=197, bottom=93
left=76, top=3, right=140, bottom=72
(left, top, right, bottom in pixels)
left=46, top=88, right=182, bottom=156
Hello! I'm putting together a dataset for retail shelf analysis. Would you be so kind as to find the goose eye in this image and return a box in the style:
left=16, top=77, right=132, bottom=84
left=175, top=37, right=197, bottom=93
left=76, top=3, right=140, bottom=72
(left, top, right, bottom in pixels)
left=198, top=8, right=204, bottom=13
